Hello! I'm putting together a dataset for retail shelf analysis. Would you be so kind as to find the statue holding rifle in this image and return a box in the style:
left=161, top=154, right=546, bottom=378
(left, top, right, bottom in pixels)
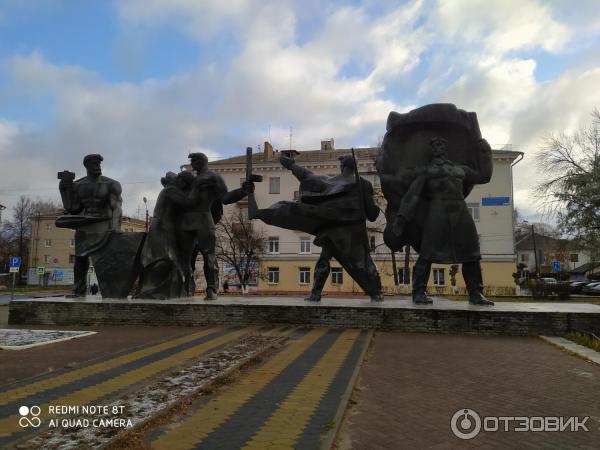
left=247, top=150, right=383, bottom=302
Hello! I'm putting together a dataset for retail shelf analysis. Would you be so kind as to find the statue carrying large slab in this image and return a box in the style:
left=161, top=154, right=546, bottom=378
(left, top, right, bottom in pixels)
left=376, top=103, right=494, bottom=305
left=56, top=154, right=144, bottom=298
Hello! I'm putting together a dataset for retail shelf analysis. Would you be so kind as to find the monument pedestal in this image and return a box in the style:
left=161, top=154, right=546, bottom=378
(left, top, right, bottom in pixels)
left=8, top=296, right=600, bottom=336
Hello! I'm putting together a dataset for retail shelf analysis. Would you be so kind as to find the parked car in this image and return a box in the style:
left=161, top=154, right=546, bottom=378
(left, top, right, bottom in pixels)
left=569, top=281, right=589, bottom=294
left=539, top=278, right=557, bottom=284
left=587, top=284, right=600, bottom=296
left=582, top=282, right=600, bottom=295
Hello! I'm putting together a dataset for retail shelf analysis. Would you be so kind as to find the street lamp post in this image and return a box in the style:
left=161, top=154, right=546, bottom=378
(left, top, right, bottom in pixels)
left=143, top=197, right=149, bottom=232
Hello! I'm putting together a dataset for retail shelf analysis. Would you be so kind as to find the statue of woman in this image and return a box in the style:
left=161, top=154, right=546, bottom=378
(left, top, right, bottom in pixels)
left=135, top=171, right=195, bottom=299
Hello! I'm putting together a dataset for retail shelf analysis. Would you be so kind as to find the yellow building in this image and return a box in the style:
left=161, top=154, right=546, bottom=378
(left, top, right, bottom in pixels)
left=27, top=213, right=146, bottom=286
left=207, top=140, right=522, bottom=296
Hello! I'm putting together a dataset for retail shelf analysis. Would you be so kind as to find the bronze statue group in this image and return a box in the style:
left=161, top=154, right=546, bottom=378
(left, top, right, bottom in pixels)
left=56, top=103, right=495, bottom=306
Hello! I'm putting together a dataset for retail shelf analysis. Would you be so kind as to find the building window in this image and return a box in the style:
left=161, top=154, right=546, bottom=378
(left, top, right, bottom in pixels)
left=69, top=254, right=75, bottom=264
left=300, top=237, right=311, bottom=254
left=432, top=268, right=445, bottom=286
left=396, top=268, right=409, bottom=285
left=269, top=177, right=280, bottom=194
left=299, top=267, right=310, bottom=284
left=44, top=239, right=52, bottom=247
left=331, top=268, right=343, bottom=284
left=369, top=236, right=376, bottom=251
left=293, top=190, right=300, bottom=200
left=268, top=237, right=279, bottom=254
left=44, top=255, right=50, bottom=263
left=467, top=203, right=480, bottom=222
left=570, top=253, right=579, bottom=263
left=520, top=253, right=529, bottom=262
left=268, top=267, right=279, bottom=284
left=46, top=223, right=52, bottom=230
left=69, top=239, right=75, bottom=247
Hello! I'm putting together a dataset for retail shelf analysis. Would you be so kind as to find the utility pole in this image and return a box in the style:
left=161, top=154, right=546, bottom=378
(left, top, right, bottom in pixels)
left=531, top=224, right=539, bottom=276
left=143, top=197, right=149, bottom=232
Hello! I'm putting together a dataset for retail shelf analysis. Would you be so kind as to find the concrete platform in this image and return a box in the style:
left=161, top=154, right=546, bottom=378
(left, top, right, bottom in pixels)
left=8, top=296, right=600, bottom=336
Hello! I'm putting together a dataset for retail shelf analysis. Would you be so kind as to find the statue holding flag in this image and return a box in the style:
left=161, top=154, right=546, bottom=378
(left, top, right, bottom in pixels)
left=248, top=153, right=383, bottom=301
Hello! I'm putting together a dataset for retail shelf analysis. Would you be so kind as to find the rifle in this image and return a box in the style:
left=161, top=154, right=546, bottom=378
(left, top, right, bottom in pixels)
left=350, top=148, right=371, bottom=251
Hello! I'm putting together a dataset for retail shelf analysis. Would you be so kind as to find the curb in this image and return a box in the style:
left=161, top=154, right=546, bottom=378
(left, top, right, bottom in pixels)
left=321, top=329, right=373, bottom=450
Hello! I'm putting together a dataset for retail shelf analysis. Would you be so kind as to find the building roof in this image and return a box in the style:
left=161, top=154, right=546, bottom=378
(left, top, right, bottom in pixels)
left=569, top=261, right=600, bottom=274
left=209, top=147, right=379, bottom=166
left=207, top=147, right=523, bottom=167
left=515, top=232, right=583, bottom=251
left=30, top=212, right=146, bottom=226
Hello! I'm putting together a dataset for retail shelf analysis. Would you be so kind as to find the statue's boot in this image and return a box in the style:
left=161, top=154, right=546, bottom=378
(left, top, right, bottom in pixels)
left=412, top=256, right=433, bottom=304
left=412, top=292, right=433, bottom=304
left=304, top=293, right=321, bottom=302
left=370, top=293, right=384, bottom=302
left=204, top=287, right=218, bottom=301
left=463, top=261, right=494, bottom=306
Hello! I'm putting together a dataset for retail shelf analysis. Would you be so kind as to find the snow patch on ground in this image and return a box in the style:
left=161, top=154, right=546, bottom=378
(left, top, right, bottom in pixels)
left=0, top=329, right=96, bottom=350
left=19, top=334, right=280, bottom=450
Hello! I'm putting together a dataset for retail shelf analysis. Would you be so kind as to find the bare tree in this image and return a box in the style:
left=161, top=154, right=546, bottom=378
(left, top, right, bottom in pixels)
left=215, top=209, right=266, bottom=293
left=0, top=197, right=60, bottom=278
left=535, top=108, right=600, bottom=258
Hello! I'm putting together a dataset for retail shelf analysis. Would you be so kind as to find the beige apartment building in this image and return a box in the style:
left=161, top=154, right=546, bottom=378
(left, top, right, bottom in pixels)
left=27, top=213, right=146, bottom=286
left=207, top=140, right=523, bottom=296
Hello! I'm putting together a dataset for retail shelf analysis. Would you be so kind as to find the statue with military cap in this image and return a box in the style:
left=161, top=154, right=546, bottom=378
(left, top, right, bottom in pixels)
left=184, top=151, right=254, bottom=300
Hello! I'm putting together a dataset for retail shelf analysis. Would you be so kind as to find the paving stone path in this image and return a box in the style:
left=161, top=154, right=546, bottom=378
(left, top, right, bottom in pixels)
left=0, top=326, right=370, bottom=449
left=336, top=332, right=600, bottom=450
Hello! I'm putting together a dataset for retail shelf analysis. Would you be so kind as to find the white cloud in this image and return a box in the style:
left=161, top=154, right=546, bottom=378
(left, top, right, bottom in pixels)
left=434, top=0, right=570, bottom=55
left=1, top=0, right=599, bottom=223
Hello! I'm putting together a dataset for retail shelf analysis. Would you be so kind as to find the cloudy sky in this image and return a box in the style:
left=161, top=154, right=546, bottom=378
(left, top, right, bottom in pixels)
left=0, top=0, right=599, bottom=219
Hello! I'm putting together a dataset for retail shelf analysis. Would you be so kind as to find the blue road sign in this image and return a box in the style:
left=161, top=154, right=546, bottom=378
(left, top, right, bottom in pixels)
left=552, top=261, right=561, bottom=272
left=9, top=256, right=21, bottom=272
left=482, top=196, right=510, bottom=206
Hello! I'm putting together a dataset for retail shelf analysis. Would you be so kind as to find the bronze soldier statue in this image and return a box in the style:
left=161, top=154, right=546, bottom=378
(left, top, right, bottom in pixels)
left=377, top=103, right=494, bottom=306
left=248, top=154, right=383, bottom=302
left=393, top=137, right=493, bottom=305
left=184, top=152, right=253, bottom=300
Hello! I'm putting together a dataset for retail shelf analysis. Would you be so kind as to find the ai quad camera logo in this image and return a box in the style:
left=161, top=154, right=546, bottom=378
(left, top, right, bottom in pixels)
left=451, top=408, right=482, bottom=440
left=19, top=406, right=42, bottom=428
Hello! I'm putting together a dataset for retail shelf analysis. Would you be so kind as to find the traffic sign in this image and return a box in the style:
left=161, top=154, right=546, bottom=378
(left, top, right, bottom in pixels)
left=9, top=256, right=21, bottom=273
left=54, top=270, right=63, bottom=281
left=552, top=261, right=561, bottom=272
left=37, top=267, right=45, bottom=276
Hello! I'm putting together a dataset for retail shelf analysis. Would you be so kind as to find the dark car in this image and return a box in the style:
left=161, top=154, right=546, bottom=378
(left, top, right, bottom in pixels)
left=582, top=282, right=600, bottom=295
left=569, top=281, right=589, bottom=294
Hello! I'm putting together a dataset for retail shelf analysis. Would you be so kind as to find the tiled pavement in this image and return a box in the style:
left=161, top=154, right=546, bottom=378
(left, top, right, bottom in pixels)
left=0, top=326, right=371, bottom=450
left=4, top=325, right=598, bottom=450
left=147, top=328, right=370, bottom=450
left=337, top=332, right=600, bottom=450
left=0, top=326, right=251, bottom=447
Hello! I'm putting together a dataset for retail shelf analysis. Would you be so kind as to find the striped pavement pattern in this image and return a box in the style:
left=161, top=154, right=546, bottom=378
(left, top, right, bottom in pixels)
left=0, top=326, right=252, bottom=447
left=149, top=328, right=370, bottom=450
